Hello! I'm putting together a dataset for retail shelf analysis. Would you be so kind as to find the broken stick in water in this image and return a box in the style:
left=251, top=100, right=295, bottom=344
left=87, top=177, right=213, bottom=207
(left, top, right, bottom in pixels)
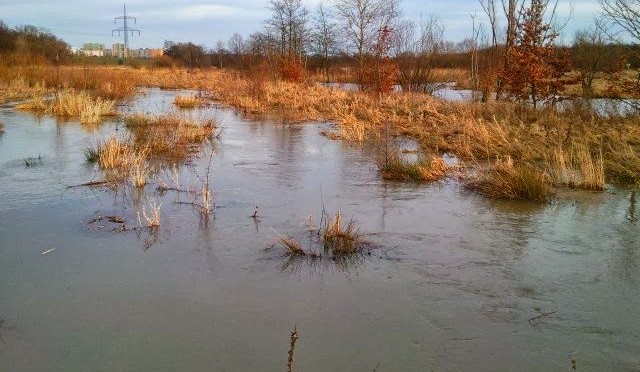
left=287, top=324, right=299, bottom=372
left=528, top=310, right=559, bottom=324
left=66, top=180, right=109, bottom=189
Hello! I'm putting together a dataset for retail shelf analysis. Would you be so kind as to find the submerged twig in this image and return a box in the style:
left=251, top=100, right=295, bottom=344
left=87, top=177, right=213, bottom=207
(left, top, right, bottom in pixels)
left=0, top=318, right=5, bottom=344
left=528, top=310, right=559, bottom=324
left=287, top=325, right=299, bottom=372
left=66, top=180, right=109, bottom=189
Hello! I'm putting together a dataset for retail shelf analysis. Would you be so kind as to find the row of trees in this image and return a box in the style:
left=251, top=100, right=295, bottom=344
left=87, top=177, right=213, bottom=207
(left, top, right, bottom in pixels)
left=0, top=21, right=71, bottom=64
left=190, top=0, right=637, bottom=102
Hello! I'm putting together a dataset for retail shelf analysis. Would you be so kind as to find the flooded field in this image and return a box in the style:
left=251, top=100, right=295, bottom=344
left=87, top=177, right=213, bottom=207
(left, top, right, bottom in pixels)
left=0, top=89, right=638, bottom=371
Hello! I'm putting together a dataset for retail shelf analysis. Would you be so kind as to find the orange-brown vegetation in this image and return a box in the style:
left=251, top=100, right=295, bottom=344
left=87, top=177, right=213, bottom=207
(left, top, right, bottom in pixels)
left=87, top=113, right=216, bottom=186
left=3, top=63, right=638, bottom=196
left=15, top=90, right=116, bottom=124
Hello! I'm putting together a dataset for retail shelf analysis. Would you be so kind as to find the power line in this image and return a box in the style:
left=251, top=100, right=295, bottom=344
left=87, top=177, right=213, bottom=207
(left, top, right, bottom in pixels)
left=112, top=3, right=140, bottom=58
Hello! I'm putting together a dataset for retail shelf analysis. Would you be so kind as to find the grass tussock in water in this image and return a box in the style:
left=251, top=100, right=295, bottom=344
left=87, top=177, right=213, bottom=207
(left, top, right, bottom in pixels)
left=321, top=210, right=365, bottom=256
left=174, top=94, right=202, bottom=108
left=274, top=209, right=368, bottom=258
left=16, top=90, right=115, bottom=124
left=138, top=196, right=161, bottom=230
left=378, top=154, right=448, bottom=182
left=0, top=122, right=4, bottom=136
left=124, top=114, right=217, bottom=163
left=273, top=229, right=306, bottom=256
left=87, top=114, right=216, bottom=187
left=468, top=157, right=551, bottom=201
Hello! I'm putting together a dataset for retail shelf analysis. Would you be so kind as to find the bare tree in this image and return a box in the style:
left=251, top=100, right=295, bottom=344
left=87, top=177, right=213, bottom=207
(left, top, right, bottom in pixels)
left=479, top=0, right=499, bottom=47
left=312, top=3, right=339, bottom=83
left=573, top=24, right=613, bottom=97
left=215, top=40, right=225, bottom=68
left=599, top=0, right=640, bottom=42
left=227, top=33, right=246, bottom=68
left=334, top=0, right=401, bottom=83
left=599, top=0, right=640, bottom=99
left=392, top=15, right=445, bottom=93
left=227, top=33, right=245, bottom=56
left=266, top=0, right=309, bottom=57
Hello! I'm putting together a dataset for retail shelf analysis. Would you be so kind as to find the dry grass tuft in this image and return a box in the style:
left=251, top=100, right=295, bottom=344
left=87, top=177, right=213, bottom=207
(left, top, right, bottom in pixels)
left=87, top=114, right=217, bottom=186
left=469, top=157, right=551, bottom=201
left=131, top=148, right=151, bottom=188
left=321, top=210, right=365, bottom=255
left=272, top=228, right=306, bottom=256
left=16, top=90, right=115, bottom=124
left=124, top=114, right=216, bottom=163
left=378, top=153, right=448, bottom=182
left=272, top=209, right=367, bottom=257
left=97, top=137, right=135, bottom=170
left=547, top=144, right=605, bottom=190
left=138, top=196, right=161, bottom=229
left=174, top=94, right=202, bottom=108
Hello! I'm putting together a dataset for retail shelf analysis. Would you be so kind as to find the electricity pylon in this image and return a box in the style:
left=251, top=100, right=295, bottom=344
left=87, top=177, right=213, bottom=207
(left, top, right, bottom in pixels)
left=112, top=3, right=140, bottom=58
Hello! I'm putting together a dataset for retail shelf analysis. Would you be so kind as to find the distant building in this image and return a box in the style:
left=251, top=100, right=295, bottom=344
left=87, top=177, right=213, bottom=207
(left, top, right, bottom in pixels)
left=130, top=48, right=163, bottom=59
left=81, top=43, right=105, bottom=57
left=77, top=43, right=162, bottom=59
left=112, top=43, right=127, bottom=58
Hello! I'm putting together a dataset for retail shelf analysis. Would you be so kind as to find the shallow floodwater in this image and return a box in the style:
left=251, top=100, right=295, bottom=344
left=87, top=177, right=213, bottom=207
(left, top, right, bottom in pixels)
left=0, top=89, right=638, bottom=372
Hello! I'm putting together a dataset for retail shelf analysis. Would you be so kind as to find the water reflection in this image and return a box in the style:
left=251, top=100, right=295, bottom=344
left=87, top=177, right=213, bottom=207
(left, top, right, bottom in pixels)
left=626, top=191, right=637, bottom=224
left=279, top=252, right=367, bottom=275
left=2, top=88, right=640, bottom=372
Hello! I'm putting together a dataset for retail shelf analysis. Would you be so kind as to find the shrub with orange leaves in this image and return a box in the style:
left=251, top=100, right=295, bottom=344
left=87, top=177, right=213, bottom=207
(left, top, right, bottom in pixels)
left=502, top=0, right=570, bottom=107
left=280, top=55, right=304, bottom=83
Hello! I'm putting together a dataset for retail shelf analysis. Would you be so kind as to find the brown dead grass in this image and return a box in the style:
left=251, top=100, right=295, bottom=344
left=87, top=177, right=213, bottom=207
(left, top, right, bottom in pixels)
left=124, top=113, right=216, bottom=163
left=4, top=65, right=638, bottom=193
left=89, top=113, right=217, bottom=186
left=0, top=65, right=137, bottom=101
left=468, top=157, right=552, bottom=201
left=174, top=94, right=202, bottom=108
left=131, top=68, right=640, bottom=190
left=16, top=90, right=115, bottom=124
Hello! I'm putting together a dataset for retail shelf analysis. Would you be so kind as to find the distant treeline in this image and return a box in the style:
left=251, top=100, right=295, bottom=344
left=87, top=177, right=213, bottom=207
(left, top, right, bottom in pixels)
left=1, top=19, right=638, bottom=75
left=159, top=41, right=640, bottom=72
left=0, top=21, right=71, bottom=64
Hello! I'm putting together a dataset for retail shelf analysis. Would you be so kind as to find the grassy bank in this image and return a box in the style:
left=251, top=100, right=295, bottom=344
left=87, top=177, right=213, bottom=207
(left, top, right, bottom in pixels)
left=4, top=65, right=639, bottom=198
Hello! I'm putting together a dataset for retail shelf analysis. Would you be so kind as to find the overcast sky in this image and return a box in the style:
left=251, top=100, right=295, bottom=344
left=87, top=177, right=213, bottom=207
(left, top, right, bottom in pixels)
left=0, top=0, right=602, bottom=49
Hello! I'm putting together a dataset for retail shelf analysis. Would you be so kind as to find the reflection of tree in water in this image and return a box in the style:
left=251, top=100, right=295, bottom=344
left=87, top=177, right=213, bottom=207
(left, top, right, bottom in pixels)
left=483, top=199, right=546, bottom=259
left=626, top=191, right=637, bottom=224
left=614, top=191, right=639, bottom=279
left=274, top=123, right=304, bottom=186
